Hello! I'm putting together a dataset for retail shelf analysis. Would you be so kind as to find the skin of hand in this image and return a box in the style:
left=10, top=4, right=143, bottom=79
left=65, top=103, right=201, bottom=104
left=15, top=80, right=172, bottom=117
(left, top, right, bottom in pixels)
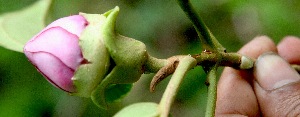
left=215, top=36, right=300, bottom=117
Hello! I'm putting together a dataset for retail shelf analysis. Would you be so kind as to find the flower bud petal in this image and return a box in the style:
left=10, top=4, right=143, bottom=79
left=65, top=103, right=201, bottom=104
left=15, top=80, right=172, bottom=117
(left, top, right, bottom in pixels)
left=45, top=15, right=87, bottom=37
left=27, top=52, right=75, bottom=92
left=25, top=27, right=83, bottom=70
left=24, top=15, right=88, bottom=92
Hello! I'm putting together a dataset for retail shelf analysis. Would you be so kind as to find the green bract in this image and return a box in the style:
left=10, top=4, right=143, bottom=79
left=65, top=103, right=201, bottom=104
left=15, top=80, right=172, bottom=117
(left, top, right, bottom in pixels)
left=73, top=7, right=148, bottom=109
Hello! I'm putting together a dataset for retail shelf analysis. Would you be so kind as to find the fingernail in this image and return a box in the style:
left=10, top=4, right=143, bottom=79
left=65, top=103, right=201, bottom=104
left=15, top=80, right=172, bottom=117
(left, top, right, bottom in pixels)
left=254, top=52, right=300, bottom=90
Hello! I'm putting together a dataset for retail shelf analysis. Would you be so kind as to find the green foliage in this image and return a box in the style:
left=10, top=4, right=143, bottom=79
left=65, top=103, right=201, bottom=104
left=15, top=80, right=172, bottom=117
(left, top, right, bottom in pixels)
left=114, top=102, right=159, bottom=117
left=0, top=0, right=51, bottom=52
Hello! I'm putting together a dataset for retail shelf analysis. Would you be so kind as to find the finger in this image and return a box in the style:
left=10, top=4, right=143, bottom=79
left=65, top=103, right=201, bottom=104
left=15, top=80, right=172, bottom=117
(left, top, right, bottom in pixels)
left=254, top=53, right=300, bottom=116
left=216, top=68, right=259, bottom=116
left=216, top=36, right=277, bottom=116
left=278, top=36, right=300, bottom=64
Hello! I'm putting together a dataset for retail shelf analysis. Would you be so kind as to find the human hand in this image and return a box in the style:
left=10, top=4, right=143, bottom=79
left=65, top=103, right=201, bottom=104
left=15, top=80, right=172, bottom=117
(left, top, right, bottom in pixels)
left=215, top=36, right=300, bottom=116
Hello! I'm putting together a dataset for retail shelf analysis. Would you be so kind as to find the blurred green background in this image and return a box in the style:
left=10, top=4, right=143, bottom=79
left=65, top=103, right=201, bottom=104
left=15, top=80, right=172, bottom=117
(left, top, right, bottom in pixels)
left=0, top=0, right=300, bottom=116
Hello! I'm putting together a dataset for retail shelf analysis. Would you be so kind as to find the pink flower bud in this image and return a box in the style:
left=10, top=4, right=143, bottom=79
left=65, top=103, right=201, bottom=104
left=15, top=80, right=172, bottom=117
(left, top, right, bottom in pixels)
left=24, top=15, right=88, bottom=92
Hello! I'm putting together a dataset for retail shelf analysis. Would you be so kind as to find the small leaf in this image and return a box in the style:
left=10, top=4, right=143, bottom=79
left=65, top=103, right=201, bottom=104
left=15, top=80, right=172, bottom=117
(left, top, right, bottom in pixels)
left=114, top=102, right=159, bottom=117
left=0, top=0, right=52, bottom=52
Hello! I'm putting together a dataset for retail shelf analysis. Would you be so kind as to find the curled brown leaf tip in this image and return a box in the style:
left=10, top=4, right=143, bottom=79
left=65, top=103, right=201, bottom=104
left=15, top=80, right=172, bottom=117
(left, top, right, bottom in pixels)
left=149, top=56, right=184, bottom=92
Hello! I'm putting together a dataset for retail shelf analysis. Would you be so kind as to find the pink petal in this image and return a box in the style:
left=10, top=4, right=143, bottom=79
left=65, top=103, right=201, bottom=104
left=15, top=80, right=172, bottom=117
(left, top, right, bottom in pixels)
left=45, top=15, right=88, bottom=37
left=26, top=52, right=75, bottom=92
left=24, top=27, right=83, bottom=70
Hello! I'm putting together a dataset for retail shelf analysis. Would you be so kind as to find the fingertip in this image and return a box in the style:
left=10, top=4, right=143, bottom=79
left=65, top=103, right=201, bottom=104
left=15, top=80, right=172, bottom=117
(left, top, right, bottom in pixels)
left=238, top=36, right=277, bottom=58
left=254, top=52, right=300, bottom=90
left=278, top=36, right=300, bottom=64
left=254, top=51, right=300, bottom=116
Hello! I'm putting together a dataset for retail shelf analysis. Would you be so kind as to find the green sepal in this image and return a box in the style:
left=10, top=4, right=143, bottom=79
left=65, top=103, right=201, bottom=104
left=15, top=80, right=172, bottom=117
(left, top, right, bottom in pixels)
left=0, top=0, right=52, bottom=52
left=101, top=7, right=148, bottom=84
left=114, top=102, right=160, bottom=117
left=81, top=7, right=148, bottom=108
left=72, top=12, right=111, bottom=97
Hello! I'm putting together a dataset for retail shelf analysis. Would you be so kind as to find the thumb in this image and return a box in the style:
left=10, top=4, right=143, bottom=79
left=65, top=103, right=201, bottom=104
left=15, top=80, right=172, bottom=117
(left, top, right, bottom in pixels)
left=254, top=52, right=300, bottom=116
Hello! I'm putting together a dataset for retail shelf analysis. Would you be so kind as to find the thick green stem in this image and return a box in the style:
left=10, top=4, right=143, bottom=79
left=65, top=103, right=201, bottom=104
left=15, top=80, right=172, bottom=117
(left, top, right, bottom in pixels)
left=205, top=66, right=218, bottom=117
left=193, top=52, right=255, bottom=70
left=176, top=0, right=225, bottom=52
left=175, top=1, right=234, bottom=116
left=144, top=54, right=168, bottom=73
left=158, top=56, right=197, bottom=117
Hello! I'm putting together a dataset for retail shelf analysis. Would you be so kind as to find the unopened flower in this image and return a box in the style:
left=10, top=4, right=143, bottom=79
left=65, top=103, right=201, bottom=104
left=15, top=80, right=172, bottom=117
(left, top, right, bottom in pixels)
left=24, top=6, right=148, bottom=109
left=24, top=15, right=88, bottom=92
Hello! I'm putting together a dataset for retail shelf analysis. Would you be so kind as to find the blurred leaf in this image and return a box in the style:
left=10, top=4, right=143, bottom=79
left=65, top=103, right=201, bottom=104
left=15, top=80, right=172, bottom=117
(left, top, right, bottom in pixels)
left=176, top=66, right=206, bottom=101
left=114, top=102, right=159, bottom=117
left=0, top=0, right=51, bottom=52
